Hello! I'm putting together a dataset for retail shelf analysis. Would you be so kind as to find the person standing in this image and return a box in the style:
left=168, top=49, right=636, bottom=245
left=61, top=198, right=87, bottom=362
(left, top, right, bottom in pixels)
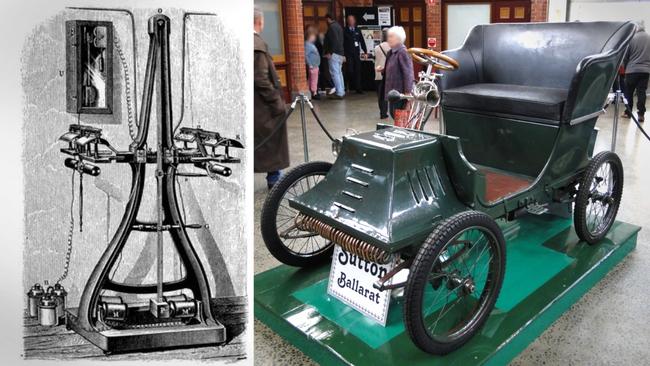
left=254, top=7, right=289, bottom=189
left=343, top=14, right=368, bottom=94
left=305, top=26, right=321, bottom=100
left=374, top=30, right=390, bottom=119
left=323, top=13, right=345, bottom=99
left=383, top=26, right=414, bottom=118
left=316, top=31, right=333, bottom=93
left=623, top=21, right=650, bottom=123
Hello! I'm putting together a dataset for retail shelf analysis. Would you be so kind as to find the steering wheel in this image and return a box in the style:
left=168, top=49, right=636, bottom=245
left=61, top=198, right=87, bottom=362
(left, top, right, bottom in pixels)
left=408, top=48, right=459, bottom=71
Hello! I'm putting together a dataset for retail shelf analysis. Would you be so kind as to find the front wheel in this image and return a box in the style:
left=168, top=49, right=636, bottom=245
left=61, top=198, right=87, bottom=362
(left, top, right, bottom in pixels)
left=260, top=161, right=334, bottom=267
left=404, top=211, right=506, bottom=355
left=574, top=151, right=624, bottom=244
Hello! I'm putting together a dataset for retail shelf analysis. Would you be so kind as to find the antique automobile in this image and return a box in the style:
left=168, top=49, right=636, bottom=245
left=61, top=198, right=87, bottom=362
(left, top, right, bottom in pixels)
left=260, top=21, right=635, bottom=355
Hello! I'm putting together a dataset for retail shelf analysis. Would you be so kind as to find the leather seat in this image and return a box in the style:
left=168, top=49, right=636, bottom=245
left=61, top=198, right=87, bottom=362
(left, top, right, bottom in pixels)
left=443, top=83, right=568, bottom=123
left=440, top=22, right=636, bottom=124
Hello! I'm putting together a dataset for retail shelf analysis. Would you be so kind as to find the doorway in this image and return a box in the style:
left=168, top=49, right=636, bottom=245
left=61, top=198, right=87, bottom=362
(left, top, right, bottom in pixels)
left=303, top=1, right=332, bottom=33
left=491, top=1, right=531, bottom=22
left=394, top=2, right=426, bottom=48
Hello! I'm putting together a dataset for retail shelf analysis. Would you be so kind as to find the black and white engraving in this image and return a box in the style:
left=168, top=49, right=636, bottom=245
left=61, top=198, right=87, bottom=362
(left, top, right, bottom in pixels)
left=22, top=5, right=248, bottom=361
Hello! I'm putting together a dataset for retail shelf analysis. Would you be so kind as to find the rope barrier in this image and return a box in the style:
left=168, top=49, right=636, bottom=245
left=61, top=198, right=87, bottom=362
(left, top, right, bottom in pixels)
left=254, top=95, right=336, bottom=152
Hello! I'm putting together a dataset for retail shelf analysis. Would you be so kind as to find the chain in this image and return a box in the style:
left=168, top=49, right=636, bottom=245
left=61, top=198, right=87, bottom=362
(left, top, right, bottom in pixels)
left=114, top=33, right=138, bottom=141
left=57, top=170, right=76, bottom=284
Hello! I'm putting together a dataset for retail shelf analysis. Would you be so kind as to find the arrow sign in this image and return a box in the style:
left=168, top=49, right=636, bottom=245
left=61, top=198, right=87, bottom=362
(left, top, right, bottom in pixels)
left=345, top=7, right=380, bottom=26
left=362, top=13, right=375, bottom=22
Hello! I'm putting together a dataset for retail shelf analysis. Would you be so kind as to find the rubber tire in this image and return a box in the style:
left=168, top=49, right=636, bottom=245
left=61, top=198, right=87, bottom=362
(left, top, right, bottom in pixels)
left=574, top=151, right=624, bottom=244
left=404, top=211, right=506, bottom=355
left=260, top=161, right=334, bottom=267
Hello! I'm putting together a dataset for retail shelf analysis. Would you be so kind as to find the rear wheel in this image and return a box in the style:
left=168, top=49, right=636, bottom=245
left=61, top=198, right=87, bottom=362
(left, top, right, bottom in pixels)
left=574, top=151, right=624, bottom=244
left=404, top=211, right=506, bottom=355
left=260, top=161, right=334, bottom=267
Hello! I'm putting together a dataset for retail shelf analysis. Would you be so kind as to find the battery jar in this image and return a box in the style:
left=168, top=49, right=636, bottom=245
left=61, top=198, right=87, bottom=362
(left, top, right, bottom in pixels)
left=27, top=283, right=44, bottom=318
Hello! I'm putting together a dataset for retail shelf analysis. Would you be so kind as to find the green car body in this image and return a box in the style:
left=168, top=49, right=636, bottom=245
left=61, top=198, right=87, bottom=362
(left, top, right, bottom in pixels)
left=288, top=21, right=633, bottom=256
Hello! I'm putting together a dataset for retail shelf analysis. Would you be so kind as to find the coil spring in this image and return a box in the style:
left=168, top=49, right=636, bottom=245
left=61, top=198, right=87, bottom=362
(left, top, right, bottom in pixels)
left=295, top=213, right=391, bottom=264
left=114, top=33, right=137, bottom=141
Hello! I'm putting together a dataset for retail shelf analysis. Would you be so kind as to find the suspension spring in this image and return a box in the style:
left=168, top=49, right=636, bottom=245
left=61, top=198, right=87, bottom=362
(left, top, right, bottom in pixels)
left=295, top=213, right=391, bottom=264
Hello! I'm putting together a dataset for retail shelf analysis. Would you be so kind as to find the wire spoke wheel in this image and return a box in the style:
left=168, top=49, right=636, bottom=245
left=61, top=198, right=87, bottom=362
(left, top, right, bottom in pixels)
left=276, top=174, right=329, bottom=255
left=260, top=161, right=334, bottom=266
left=404, top=211, right=505, bottom=355
left=574, top=151, right=623, bottom=244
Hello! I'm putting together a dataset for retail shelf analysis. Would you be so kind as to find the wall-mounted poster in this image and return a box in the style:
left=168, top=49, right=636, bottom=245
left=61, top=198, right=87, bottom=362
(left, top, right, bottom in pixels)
left=378, top=6, right=392, bottom=26
left=361, top=28, right=382, bottom=56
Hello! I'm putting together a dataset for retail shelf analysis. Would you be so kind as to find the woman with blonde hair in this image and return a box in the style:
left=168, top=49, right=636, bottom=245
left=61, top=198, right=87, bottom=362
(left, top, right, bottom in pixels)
left=304, top=25, right=321, bottom=100
left=382, top=26, right=414, bottom=118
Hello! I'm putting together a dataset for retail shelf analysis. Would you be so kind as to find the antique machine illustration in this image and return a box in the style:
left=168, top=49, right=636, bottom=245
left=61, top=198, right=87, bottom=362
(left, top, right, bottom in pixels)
left=57, top=13, right=243, bottom=352
left=261, top=21, right=635, bottom=355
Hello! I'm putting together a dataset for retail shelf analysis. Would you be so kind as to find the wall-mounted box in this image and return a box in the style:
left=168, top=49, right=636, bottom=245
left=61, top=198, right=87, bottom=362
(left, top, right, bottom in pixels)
left=66, top=20, right=113, bottom=114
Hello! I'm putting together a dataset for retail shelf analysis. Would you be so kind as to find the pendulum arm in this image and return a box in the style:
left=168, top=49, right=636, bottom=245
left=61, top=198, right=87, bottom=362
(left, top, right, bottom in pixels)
left=157, top=14, right=172, bottom=304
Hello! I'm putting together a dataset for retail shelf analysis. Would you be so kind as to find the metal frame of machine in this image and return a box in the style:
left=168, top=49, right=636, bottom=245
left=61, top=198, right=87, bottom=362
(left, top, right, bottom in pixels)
left=59, top=14, right=243, bottom=352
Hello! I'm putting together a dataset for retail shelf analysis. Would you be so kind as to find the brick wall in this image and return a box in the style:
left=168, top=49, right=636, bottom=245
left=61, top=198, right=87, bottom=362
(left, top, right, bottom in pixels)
left=426, top=1, right=442, bottom=51
left=285, top=0, right=308, bottom=93
left=531, top=0, right=548, bottom=22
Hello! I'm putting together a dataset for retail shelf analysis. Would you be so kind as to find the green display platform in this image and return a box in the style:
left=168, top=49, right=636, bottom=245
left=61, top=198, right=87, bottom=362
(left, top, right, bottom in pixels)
left=255, top=216, right=641, bottom=365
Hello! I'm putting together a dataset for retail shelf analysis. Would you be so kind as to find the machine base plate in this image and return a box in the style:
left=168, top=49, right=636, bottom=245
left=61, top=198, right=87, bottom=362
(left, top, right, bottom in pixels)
left=66, top=308, right=227, bottom=353
left=254, top=216, right=640, bottom=365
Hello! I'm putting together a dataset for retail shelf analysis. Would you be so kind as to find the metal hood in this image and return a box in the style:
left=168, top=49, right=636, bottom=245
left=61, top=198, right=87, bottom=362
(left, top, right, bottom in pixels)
left=289, top=127, right=466, bottom=252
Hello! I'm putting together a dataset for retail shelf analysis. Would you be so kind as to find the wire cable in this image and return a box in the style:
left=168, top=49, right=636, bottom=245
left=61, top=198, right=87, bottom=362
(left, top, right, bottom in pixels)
left=56, top=170, right=76, bottom=284
left=173, top=12, right=219, bottom=135
left=186, top=23, right=196, bottom=128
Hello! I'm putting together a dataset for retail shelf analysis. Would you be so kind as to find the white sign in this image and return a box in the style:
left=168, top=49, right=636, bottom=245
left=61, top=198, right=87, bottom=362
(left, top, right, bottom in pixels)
left=378, top=6, right=392, bottom=26
left=327, top=245, right=396, bottom=325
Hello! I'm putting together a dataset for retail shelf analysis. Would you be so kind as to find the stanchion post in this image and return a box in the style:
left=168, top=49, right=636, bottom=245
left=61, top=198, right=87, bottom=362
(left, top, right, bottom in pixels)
left=612, top=88, right=620, bottom=152
left=299, top=93, right=310, bottom=162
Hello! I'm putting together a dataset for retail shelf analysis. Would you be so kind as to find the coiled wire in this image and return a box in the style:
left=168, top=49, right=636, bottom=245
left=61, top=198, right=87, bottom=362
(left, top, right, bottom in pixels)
left=114, top=32, right=138, bottom=141
left=295, top=213, right=391, bottom=264
left=56, top=170, right=76, bottom=284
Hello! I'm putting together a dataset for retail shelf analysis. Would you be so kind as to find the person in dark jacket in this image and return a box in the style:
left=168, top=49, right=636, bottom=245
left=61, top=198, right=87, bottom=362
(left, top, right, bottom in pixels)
left=382, top=26, right=414, bottom=118
left=315, top=32, right=333, bottom=92
left=623, top=21, right=650, bottom=122
left=323, top=13, right=346, bottom=99
left=254, top=7, right=289, bottom=189
left=343, top=14, right=368, bottom=94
